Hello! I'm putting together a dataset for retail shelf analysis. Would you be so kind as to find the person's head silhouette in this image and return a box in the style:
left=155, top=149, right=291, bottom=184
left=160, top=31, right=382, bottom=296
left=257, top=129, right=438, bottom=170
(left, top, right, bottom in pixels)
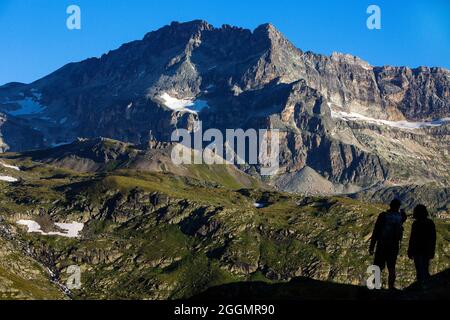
left=413, top=204, right=429, bottom=220
left=389, top=199, right=401, bottom=212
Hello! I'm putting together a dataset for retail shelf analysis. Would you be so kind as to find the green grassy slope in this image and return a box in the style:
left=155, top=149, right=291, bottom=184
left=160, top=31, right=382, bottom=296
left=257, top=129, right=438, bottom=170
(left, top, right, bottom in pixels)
left=0, top=155, right=448, bottom=300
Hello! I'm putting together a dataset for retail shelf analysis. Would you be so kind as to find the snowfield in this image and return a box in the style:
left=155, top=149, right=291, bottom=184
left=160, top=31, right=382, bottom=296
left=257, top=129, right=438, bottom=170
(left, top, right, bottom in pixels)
left=329, top=104, right=450, bottom=129
left=16, top=220, right=42, bottom=233
left=159, top=93, right=209, bottom=114
left=0, top=161, right=20, bottom=171
left=0, top=175, right=18, bottom=182
left=16, top=220, right=84, bottom=238
left=54, top=222, right=85, bottom=238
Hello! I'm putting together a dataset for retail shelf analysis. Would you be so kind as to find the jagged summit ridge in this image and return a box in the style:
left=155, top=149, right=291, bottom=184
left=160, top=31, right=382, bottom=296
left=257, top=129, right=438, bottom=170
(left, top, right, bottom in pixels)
left=0, top=20, right=448, bottom=198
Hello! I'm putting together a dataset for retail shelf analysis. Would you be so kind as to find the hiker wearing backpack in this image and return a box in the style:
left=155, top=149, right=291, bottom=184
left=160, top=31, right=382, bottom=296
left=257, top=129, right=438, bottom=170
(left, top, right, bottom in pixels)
left=369, top=199, right=407, bottom=290
left=408, top=205, right=436, bottom=283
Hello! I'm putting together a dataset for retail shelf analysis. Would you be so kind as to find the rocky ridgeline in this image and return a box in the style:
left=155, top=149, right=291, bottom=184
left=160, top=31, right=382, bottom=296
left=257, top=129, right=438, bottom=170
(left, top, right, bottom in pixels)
left=0, top=20, right=448, bottom=198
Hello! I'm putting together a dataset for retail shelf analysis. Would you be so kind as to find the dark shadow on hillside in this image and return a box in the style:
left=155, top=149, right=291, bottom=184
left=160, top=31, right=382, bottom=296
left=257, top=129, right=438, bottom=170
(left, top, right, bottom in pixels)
left=191, top=269, right=450, bottom=301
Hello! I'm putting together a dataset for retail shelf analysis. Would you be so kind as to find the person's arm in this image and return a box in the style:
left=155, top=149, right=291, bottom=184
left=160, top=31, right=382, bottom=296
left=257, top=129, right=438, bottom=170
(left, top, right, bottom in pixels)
left=369, top=214, right=383, bottom=254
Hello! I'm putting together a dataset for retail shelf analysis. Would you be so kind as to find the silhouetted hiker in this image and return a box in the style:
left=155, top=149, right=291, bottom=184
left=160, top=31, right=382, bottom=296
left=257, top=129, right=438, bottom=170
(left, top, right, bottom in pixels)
left=369, top=199, right=407, bottom=290
left=408, top=205, right=436, bottom=284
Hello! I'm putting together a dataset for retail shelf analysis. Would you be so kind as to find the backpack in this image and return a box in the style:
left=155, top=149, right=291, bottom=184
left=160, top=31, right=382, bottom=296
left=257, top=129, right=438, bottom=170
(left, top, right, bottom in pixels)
left=380, top=212, right=404, bottom=244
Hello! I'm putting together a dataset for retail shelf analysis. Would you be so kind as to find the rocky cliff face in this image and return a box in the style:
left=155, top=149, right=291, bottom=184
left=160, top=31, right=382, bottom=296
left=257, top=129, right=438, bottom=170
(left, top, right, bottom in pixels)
left=295, top=52, right=450, bottom=121
left=0, top=20, right=448, bottom=195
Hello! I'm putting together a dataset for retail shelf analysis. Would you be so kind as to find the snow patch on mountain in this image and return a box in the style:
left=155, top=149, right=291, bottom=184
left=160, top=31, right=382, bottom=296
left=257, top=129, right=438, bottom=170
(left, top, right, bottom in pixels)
left=54, top=222, right=84, bottom=238
left=0, top=161, right=20, bottom=171
left=159, top=93, right=208, bottom=114
left=16, top=220, right=84, bottom=238
left=329, top=103, right=450, bottom=129
left=0, top=175, right=18, bottom=182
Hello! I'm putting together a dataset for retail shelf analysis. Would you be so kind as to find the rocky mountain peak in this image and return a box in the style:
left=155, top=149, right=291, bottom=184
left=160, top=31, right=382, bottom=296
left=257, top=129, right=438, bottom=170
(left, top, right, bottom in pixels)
left=252, top=22, right=298, bottom=50
left=138, top=20, right=214, bottom=58
left=171, top=19, right=213, bottom=30
left=253, top=22, right=279, bottom=36
left=0, top=21, right=448, bottom=197
left=144, top=19, right=213, bottom=39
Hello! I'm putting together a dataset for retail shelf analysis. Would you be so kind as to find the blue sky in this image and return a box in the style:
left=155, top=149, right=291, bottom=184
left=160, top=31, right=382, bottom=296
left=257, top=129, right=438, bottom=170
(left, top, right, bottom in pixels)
left=0, top=0, right=449, bottom=85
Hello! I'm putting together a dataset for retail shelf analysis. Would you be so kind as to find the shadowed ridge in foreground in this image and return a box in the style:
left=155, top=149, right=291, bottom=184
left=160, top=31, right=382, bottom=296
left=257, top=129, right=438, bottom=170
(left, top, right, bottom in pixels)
left=191, top=269, right=450, bottom=301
